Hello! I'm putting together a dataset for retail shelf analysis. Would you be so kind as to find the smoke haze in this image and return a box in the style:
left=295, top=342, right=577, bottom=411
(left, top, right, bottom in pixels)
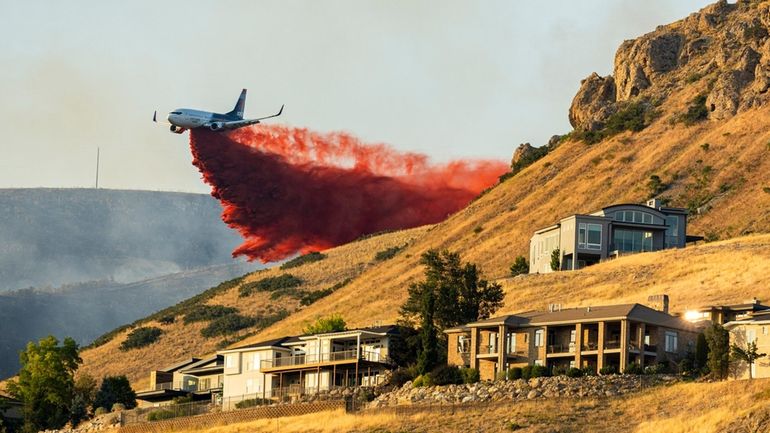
left=190, top=127, right=508, bottom=262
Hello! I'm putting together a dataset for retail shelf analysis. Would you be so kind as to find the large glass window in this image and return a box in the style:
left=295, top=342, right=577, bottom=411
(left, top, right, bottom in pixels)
left=534, top=329, right=544, bottom=347
left=613, top=229, right=653, bottom=252
left=664, top=331, right=678, bottom=353
left=615, top=210, right=654, bottom=224
left=665, top=216, right=680, bottom=247
left=579, top=223, right=602, bottom=250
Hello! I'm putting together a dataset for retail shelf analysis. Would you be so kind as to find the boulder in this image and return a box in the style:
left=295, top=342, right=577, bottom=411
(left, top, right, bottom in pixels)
left=568, top=73, right=617, bottom=131
left=614, top=32, right=684, bottom=101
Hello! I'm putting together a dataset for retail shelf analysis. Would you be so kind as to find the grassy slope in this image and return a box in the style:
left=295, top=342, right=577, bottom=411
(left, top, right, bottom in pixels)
left=76, top=82, right=770, bottom=389
left=170, top=379, right=770, bottom=433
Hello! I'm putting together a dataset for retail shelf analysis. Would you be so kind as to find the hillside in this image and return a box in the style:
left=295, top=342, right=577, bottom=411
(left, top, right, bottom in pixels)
left=0, top=188, right=243, bottom=292
left=0, top=262, right=257, bottom=379
left=73, top=0, right=770, bottom=390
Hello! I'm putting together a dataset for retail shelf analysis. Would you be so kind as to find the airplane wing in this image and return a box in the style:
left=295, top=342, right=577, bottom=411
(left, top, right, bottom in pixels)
left=220, top=105, right=284, bottom=130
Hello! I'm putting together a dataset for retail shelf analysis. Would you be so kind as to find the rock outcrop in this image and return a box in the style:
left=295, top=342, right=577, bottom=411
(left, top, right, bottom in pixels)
left=569, top=0, right=770, bottom=131
left=369, top=375, right=677, bottom=408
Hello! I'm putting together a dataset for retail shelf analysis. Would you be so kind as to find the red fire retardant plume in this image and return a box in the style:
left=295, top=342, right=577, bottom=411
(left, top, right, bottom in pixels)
left=189, top=126, right=508, bottom=262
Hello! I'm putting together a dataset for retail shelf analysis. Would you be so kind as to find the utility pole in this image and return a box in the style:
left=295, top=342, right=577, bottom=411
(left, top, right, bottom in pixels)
left=95, top=147, right=100, bottom=189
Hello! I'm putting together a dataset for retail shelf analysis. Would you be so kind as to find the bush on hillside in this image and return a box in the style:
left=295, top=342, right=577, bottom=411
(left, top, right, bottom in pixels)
left=550, top=249, right=561, bottom=271
left=460, top=367, right=480, bottom=384
left=234, top=398, right=271, bottom=409
left=521, top=365, right=533, bottom=380
left=200, top=314, right=257, bottom=338
left=94, top=376, right=137, bottom=411
left=302, top=314, right=346, bottom=335
left=147, top=410, right=176, bottom=421
left=624, top=363, right=644, bottom=375
left=239, top=274, right=303, bottom=297
left=682, top=94, right=709, bottom=126
left=390, top=367, right=417, bottom=387
left=183, top=305, right=238, bottom=324
left=430, top=365, right=463, bottom=386
left=573, top=100, right=656, bottom=144
left=566, top=367, right=584, bottom=378
left=119, top=327, right=162, bottom=351
left=599, top=366, right=617, bottom=375
left=509, top=256, right=529, bottom=277
left=279, top=252, right=327, bottom=270
left=374, top=245, right=405, bottom=262
left=530, top=365, right=550, bottom=378
left=299, top=279, right=351, bottom=306
left=507, top=367, right=523, bottom=380
left=412, top=374, right=433, bottom=387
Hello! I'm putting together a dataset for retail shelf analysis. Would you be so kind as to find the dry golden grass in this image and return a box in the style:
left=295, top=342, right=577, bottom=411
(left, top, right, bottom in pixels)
left=169, top=379, right=770, bottom=433
left=73, top=84, right=770, bottom=391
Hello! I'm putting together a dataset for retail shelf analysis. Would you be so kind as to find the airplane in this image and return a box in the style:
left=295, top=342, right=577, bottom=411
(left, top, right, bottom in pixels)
left=153, top=89, right=283, bottom=134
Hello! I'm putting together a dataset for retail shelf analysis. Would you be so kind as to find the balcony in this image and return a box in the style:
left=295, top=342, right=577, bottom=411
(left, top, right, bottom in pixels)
left=151, top=375, right=223, bottom=393
left=604, top=340, right=621, bottom=350
left=581, top=341, right=600, bottom=351
left=546, top=343, right=575, bottom=354
left=260, top=350, right=387, bottom=370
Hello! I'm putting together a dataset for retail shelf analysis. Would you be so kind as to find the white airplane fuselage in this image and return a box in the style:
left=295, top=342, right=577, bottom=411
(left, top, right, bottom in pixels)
left=155, top=89, right=283, bottom=134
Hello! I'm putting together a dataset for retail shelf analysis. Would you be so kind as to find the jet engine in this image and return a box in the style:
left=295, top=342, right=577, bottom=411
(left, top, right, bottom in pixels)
left=170, top=125, right=186, bottom=134
left=209, top=122, right=225, bottom=131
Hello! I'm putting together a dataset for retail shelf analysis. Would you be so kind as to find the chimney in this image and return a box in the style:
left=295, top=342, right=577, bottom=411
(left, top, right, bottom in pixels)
left=586, top=306, right=591, bottom=313
left=647, top=294, right=669, bottom=314
left=646, top=199, right=661, bottom=209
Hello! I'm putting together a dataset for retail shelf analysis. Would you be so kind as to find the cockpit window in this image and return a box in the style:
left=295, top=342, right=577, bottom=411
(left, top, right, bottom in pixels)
left=170, top=111, right=182, bottom=115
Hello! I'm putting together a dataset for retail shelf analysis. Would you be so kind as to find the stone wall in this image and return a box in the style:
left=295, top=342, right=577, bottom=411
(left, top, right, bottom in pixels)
left=369, top=375, right=677, bottom=407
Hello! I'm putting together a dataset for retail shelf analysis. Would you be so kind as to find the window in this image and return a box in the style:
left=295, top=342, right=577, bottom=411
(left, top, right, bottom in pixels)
left=578, top=223, right=602, bottom=250
left=613, top=229, right=654, bottom=252
left=615, top=211, right=654, bottom=224
left=534, top=329, right=544, bottom=347
left=457, top=335, right=469, bottom=353
left=664, top=331, right=678, bottom=353
left=250, top=353, right=261, bottom=371
left=507, top=333, right=516, bottom=353
left=748, top=330, right=757, bottom=344
left=225, top=354, right=235, bottom=368
left=489, top=332, right=498, bottom=353
left=665, top=216, right=680, bottom=248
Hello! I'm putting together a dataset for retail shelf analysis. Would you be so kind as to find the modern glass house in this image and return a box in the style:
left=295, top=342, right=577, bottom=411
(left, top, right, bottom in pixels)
left=529, top=200, right=693, bottom=274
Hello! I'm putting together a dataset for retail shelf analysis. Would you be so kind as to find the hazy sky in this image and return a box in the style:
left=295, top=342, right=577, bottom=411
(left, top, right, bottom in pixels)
left=0, top=0, right=712, bottom=193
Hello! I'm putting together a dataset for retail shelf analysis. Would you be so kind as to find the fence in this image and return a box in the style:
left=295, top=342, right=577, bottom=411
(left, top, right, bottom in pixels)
left=221, top=385, right=375, bottom=411
left=121, top=401, right=216, bottom=425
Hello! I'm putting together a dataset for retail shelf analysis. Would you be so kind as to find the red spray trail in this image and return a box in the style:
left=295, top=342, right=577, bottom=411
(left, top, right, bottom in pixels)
left=189, top=126, right=508, bottom=262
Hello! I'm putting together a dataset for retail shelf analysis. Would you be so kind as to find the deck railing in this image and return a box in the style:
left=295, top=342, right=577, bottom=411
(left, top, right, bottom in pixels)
left=260, top=350, right=387, bottom=369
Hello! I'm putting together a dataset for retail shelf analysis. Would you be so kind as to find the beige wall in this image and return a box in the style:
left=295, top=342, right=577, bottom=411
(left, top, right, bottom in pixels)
left=446, top=331, right=470, bottom=367
left=729, top=323, right=770, bottom=379
left=222, top=348, right=281, bottom=402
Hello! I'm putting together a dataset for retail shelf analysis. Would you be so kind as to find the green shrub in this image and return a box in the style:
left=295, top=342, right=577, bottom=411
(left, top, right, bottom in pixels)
left=509, top=256, right=529, bottom=277
left=521, top=365, right=533, bottom=380
left=623, top=363, right=644, bottom=375
left=647, top=175, right=667, bottom=198
left=119, top=327, right=162, bottom=351
left=234, top=398, right=271, bottom=409
left=158, top=315, right=175, bottom=325
left=682, top=94, right=709, bottom=126
left=599, top=366, right=617, bottom=375
left=644, top=362, right=669, bottom=375
left=510, top=144, right=549, bottom=176
left=200, top=314, right=257, bottom=338
left=573, top=100, right=656, bottom=144
left=183, top=305, right=238, bottom=324
left=374, top=245, right=405, bottom=262
left=430, top=365, right=463, bottom=385
left=147, top=410, right=176, bottom=421
left=279, top=252, right=327, bottom=270
left=505, top=421, right=526, bottom=431
left=551, top=366, right=567, bottom=376
left=581, top=367, right=597, bottom=376
left=94, top=376, right=137, bottom=410
left=302, top=314, right=346, bottom=335
left=550, top=249, right=560, bottom=271
left=473, top=225, right=484, bottom=234
left=239, top=274, right=303, bottom=297
left=565, top=367, right=583, bottom=378
left=460, top=367, right=480, bottom=384
left=507, top=367, right=523, bottom=380
left=299, top=279, right=351, bottom=306
left=94, top=407, right=108, bottom=416
left=412, top=374, right=433, bottom=387
left=531, top=365, right=550, bottom=378
left=763, top=187, right=770, bottom=194
left=111, top=403, right=126, bottom=412
left=390, top=367, right=417, bottom=387
left=269, top=287, right=303, bottom=300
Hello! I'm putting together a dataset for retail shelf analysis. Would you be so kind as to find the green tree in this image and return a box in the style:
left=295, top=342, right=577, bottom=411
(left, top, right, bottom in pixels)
left=69, top=374, right=96, bottom=426
left=302, top=314, right=347, bottom=335
left=400, top=250, right=504, bottom=374
left=509, top=256, right=529, bottom=277
left=695, top=332, right=709, bottom=373
left=731, top=341, right=767, bottom=380
left=550, top=248, right=561, bottom=271
left=704, top=323, right=730, bottom=380
left=7, top=336, right=82, bottom=433
left=93, top=376, right=136, bottom=411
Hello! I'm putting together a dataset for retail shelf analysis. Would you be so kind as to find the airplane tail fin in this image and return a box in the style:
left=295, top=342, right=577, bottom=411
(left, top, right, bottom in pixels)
left=227, top=89, right=247, bottom=119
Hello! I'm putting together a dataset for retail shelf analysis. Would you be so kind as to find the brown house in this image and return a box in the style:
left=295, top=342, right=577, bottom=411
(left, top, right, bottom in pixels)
left=446, top=303, right=697, bottom=381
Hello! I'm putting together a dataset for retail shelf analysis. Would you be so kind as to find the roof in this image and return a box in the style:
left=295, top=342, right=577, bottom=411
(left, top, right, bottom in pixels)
left=688, top=301, right=770, bottom=313
left=298, top=324, right=399, bottom=339
left=725, top=310, right=770, bottom=328
left=466, top=303, right=694, bottom=331
left=158, top=358, right=201, bottom=373
left=221, top=336, right=295, bottom=353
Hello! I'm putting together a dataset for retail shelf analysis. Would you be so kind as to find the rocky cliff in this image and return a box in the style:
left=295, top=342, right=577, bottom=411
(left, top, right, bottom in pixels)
left=570, top=0, right=770, bottom=130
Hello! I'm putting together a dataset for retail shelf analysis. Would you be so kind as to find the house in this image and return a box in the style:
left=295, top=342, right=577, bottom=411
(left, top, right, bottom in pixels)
left=445, top=302, right=697, bottom=381
left=681, top=299, right=770, bottom=325
left=136, top=355, right=224, bottom=407
left=724, top=310, right=770, bottom=379
left=218, top=325, right=398, bottom=409
left=0, top=394, right=22, bottom=425
left=529, top=200, right=695, bottom=273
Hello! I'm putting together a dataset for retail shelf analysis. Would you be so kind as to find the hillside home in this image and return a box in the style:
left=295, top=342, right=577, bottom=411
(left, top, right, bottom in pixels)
left=680, top=299, right=770, bottom=326
left=725, top=311, right=770, bottom=379
left=0, top=394, right=22, bottom=424
left=136, top=356, right=224, bottom=407
left=445, top=303, right=697, bottom=381
left=219, top=325, right=398, bottom=409
left=529, top=200, right=694, bottom=274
